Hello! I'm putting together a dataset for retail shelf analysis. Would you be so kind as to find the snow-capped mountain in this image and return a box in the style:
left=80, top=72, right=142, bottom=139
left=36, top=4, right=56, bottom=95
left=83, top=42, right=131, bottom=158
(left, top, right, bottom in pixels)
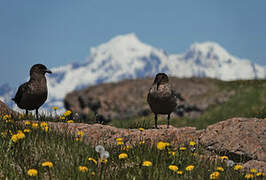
left=1, top=33, right=266, bottom=111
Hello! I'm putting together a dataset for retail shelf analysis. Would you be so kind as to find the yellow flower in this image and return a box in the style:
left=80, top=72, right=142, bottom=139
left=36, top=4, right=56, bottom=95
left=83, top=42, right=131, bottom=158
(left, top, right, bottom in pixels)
left=119, top=153, right=128, bottom=159
left=77, top=131, right=84, bottom=137
left=24, top=129, right=31, bottom=133
left=185, top=165, right=195, bottom=171
left=17, top=131, right=25, bottom=139
left=52, top=106, right=59, bottom=110
left=157, top=141, right=170, bottom=150
left=24, top=121, right=31, bottom=125
left=219, top=156, right=229, bottom=160
left=75, top=137, right=81, bottom=141
left=100, top=159, right=108, bottom=164
left=40, top=122, right=48, bottom=127
left=245, top=173, right=254, bottom=179
left=117, top=141, right=124, bottom=145
left=91, top=171, right=96, bottom=176
left=43, top=126, right=49, bottom=132
left=139, top=140, right=145, bottom=145
left=42, top=161, right=53, bottom=168
left=121, top=145, right=132, bottom=151
left=27, top=169, right=38, bottom=176
left=234, top=164, right=243, bottom=171
left=179, top=147, right=187, bottom=151
left=78, top=166, right=88, bottom=172
left=250, top=168, right=257, bottom=173
left=210, top=171, right=220, bottom=179
left=3, top=114, right=11, bottom=120
left=88, top=157, right=97, bottom=165
left=11, top=134, right=19, bottom=143
left=67, top=120, right=74, bottom=123
left=256, top=172, right=265, bottom=177
left=168, top=151, right=176, bottom=156
left=216, top=167, right=224, bottom=172
left=168, top=165, right=178, bottom=172
left=64, top=110, right=72, bottom=117
left=32, top=123, right=39, bottom=128
left=138, top=128, right=145, bottom=131
left=189, top=141, right=196, bottom=146
left=142, top=161, right=152, bottom=167
left=60, top=116, right=66, bottom=120
left=116, top=137, right=123, bottom=142
left=1, top=131, right=7, bottom=137
left=177, top=171, right=183, bottom=175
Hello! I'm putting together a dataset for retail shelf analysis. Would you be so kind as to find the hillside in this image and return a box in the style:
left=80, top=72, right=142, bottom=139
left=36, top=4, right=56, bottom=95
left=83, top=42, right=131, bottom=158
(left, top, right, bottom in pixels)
left=64, top=77, right=266, bottom=129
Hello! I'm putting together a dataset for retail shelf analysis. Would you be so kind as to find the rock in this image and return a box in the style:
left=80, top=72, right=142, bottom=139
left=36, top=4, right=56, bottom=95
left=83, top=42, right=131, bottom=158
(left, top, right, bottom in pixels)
left=199, top=117, right=266, bottom=163
left=64, top=77, right=234, bottom=121
left=0, top=100, right=17, bottom=117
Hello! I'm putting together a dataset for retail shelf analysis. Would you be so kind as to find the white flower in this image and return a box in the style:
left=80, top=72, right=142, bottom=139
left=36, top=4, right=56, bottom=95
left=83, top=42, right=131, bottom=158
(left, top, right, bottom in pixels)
left=226, top=160, right=235, bottom=167
left=95, top=145, right=105, bottom=153
left=100, top=151, right=110, bottom=160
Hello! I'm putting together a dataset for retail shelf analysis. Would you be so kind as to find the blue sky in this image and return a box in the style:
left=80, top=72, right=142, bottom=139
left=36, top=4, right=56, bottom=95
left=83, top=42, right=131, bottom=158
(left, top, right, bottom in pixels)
left=1, top=1, right=266, bottom=86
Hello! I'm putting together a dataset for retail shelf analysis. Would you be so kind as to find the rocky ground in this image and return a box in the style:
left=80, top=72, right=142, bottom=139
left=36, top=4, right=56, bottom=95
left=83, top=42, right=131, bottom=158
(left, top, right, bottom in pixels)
left=18, top=117, right=266, bottom=173
left=64, top=77, right=235, bottom=121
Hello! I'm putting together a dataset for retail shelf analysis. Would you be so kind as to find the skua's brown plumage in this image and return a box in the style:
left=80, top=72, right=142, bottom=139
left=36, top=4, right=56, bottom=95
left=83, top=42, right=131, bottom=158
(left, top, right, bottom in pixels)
left=12, top=64, right=52, bottom=119
left=147, top=73, right=177, bottom=128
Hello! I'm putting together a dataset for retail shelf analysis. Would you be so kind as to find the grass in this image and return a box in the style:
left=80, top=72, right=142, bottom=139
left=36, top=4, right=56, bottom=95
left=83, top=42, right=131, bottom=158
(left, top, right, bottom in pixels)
left=1, top=116, right=260, bottom=179
left=110, top=79, right=266, bottom=129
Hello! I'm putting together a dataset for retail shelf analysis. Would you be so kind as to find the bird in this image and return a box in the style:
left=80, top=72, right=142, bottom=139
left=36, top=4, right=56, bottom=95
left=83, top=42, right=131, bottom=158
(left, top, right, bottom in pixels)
left=12, top=64, right=52, bottom=120
left=147, top=73, right=177, bottom=128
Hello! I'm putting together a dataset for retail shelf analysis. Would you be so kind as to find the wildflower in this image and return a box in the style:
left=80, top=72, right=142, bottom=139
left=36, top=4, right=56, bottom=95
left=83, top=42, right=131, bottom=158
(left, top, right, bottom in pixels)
left=95, top=145, right=105, bottom=153
left=43, top=126, right=49, bottom=132
left=250, top=168, right=257, bottom=173
left=77, top=130, right=84, bottom=137
left=27, top=169, right=38, bottom=176
left=64, top=110, right=71, bottom=117
left=216, top=167, right=224, bottom=172
left=24, top=129, right=31, bottom=133
left=40, top=122, right=48, bottom=127
left=60, top=116, right=65, bottom=120
left=168, top=165, right=178, bottom=172
left=17, top=131, right=25, bottom=139
left=11, top=134, right=19, bottom=143
left=179, top=147, right=187, bottom=151
left=19, top=113, right=26, bottom=119
left=177, top=171, right=183, bottom=175
left=185, top=165, right=195, bottom=171
left=244, top=173, right=254, bottom=179
left=157, top=141, right=169, bottom=150
left=234, top=164, right=243, bottom=171
left=116, top=137, right=123, bottom=142
left=3, top=114, right=11, bottom=120
left=191, top=152, right=198, bottom=156
left=88, top=157, right=97, bottom=165
left=210, top=171, right=220, bottom=179
left=117, top=141, right=124, bottom=145
left=121, top=145, right=132, bottom=151
left=100, top=151, right=110, bottom=160
left=32, top=123, right=39, bottom=128
left=256, top=172, right=265, bottom=177
left=142, top=161, right=152, bottom=167
left=138, top=128, right=145, bottom=131
left=119, top=153, right=128, bottom=159
left=67, top=120, right=74, bottom=123
left=139, top=140, right=145, bottom=145
left=189, top=141, right=196, bottom=146
left=226, top=160, right=235, bottom=167
left=78, top=166, right=88, bottom=172
left=91, top=171, right=96, bottom=176
left=42, top=161, right=53, bottom=168
left=24, top=121, right=31, bottom=125
left=220, top=156, right=229, bottom=160
left=100, top=159, right=108, bottom=164
left=52, top=106, right=59, bottom=110
left=168, top=151, right=176, bottom=156
left=75, top=137, right=81, bottom=141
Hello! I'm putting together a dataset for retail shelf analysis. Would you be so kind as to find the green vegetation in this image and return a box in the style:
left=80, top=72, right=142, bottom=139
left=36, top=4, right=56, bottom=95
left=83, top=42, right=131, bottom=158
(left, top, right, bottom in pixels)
left=0, top=118, right=258, bottom=179
left=111, top=80, right=266, bottom=129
